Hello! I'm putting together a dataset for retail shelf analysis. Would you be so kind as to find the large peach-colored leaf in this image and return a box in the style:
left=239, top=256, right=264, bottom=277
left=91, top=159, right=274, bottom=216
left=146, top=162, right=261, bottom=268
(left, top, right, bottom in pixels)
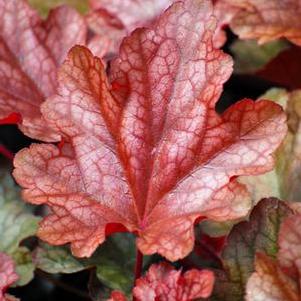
left=0, top=252, right=18, bottom=301
left=14, top=0, right=286, bottom=261
left=133, top=262, right=214, bottom=301
left=224, top=0, right=301, bottom=45
left=0, top=0, right=101, bottom=142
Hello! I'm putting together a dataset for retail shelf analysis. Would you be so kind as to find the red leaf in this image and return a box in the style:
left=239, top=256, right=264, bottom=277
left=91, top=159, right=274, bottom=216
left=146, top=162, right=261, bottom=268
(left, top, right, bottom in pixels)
left=256, top=46, right=301, bottom=90
left=133, top=262, right=214, bottom=301
left=13, top=0, right=286, bottom=260
left=0, top=0, right=102, bottom=141
left=0, top=252, right=18, bottom=301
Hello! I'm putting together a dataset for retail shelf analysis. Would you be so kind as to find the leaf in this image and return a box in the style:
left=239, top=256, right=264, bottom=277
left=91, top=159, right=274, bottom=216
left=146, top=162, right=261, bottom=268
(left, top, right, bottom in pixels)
left=94, top=234, right=136, bottom=293
left=211, top=198, right=293, bottom=301
left=34, top=233, right=138, bottom=294
left=245, top=213, right=301, bottom=301
left=133, top=262, right=214, bottom=301
left=33, top=244, right=87, bottom=274
left=0, top=166, right=40, bottom=286
left=245, top=253, right=300, bottom=301
left=230, top=39, right=288, bottom=74
left=278, top=213, right=301, bottom=278
left=212, top=0, right=240, bottom=48
left=89, top=0, right=174, bottom=32
left=240, top=88, right=301, bottom=203
left=87, top=0, right=174, bottom=59
left=87, top=0, right=231, bottom=59
left=225, top=0, right=301, bottom=46
left=13, top=0, right=286, bottom=261
left=256, top=46, right=301, bottom=90
left=0, top=0, right=100, bottom=141
left=0, top=252, right=19, bottom=301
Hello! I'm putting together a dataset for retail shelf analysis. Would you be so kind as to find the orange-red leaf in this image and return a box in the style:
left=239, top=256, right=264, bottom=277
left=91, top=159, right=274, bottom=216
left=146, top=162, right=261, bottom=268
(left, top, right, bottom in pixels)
left=0, top=0, right=101, bottom=141
left=0, top=253, right=18, bottom=301
left=224, top=0, right=301, bottom=45
left=13, top=0, right=286, bottom=261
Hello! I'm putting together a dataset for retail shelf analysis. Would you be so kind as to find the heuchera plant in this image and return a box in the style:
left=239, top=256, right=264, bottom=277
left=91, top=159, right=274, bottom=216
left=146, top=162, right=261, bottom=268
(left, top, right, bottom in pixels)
left=1, top=0, right=301, bottom=300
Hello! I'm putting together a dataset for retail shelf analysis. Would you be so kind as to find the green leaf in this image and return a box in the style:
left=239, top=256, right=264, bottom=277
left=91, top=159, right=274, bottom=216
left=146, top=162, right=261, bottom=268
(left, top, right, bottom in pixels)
left=95, top=233, right=136, bottom=293
left=231, top=40, right=288, bottom=74
left=35, top=233, right=140, bottom=295
left=28, top=0, right=89, bottom=17
left=210, top=198, right=293, bottom=301
left=33, top=243, right=87, bottom=274
left=0, top=166, right=40, bottom=286
left=12, top=247, right=36, bottom=286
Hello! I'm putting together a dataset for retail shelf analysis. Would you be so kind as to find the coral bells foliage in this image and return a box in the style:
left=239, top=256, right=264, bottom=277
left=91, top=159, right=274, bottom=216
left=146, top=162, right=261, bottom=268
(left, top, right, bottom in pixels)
left=0, top=253, right=18, bottom=301
left=0, top=0, right=103, bottom=142
left=222, top=0, right=301, bottom=46
left=87, top=0, right=174, bottom=57
left=109, top=262, right=214, bottom=301
left=246, top=213, right=301, bottom=301
left=89, top=0, right=173, bottom=32
left=13, top=0, right=287, bottom=262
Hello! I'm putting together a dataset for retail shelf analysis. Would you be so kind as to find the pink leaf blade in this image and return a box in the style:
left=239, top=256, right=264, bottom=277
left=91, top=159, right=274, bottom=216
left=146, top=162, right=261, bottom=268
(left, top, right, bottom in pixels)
left=14, top=0, right=287, bottom=261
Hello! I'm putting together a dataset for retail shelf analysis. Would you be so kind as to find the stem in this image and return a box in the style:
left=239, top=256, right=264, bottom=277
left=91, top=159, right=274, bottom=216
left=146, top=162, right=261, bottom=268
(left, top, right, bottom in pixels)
left=0, top=145, right=14, bottom=161
left=133, top=249, right=143, bottom=301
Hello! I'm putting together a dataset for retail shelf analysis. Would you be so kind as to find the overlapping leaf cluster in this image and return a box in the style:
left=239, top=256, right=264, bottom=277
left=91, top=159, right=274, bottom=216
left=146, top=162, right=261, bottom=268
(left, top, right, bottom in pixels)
left=1, top=0, right=301, bottom=300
